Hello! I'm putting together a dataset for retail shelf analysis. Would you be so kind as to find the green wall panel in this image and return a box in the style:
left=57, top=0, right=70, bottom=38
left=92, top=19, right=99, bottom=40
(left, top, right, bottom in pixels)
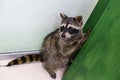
left=63, top=0, right=120, bottom=80
left=83, top=0, right=111, bottom=33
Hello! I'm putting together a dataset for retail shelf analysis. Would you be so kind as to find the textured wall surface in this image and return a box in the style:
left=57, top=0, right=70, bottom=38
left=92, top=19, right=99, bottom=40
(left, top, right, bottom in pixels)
left=0, top=0, right=98, bottom=53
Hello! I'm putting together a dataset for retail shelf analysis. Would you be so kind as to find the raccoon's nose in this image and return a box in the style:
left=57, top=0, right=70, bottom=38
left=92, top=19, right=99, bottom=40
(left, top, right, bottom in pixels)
left=61, top=34, right=65, bottom=38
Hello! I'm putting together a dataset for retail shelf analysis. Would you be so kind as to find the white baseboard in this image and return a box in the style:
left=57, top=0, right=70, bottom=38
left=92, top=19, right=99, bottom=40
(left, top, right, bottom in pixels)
left=0, top=50, right=41, bottom=60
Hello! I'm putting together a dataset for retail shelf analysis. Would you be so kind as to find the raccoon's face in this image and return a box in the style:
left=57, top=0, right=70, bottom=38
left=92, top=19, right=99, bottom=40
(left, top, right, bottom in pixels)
left=59, top=13, right=83, bottom=40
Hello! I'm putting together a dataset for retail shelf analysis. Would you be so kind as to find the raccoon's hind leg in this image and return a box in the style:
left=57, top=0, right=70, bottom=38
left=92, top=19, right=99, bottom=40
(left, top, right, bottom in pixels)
left=48, top=70, right=56, bottom=79
left=44, top=66, right=56, bottom=79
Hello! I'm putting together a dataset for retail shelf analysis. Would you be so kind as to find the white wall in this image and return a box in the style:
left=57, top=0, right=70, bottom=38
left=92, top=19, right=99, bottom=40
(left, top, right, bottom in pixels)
left=0, top=0, right=98, bottom=53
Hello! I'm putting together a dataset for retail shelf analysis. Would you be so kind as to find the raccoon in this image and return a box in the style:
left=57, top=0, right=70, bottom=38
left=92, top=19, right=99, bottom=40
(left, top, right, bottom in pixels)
left=1, top=13, right=91, bottom=79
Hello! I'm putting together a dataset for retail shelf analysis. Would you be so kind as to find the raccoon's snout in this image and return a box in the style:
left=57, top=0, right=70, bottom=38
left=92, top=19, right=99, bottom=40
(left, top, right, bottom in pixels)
left=61, top=32, right=71, bottom=39
left=61, top=33, right=65, bottom=38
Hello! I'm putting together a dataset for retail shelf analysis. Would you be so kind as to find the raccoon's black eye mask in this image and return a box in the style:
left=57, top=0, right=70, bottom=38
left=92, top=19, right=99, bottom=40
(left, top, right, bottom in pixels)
left=60, top=26, right=79, bottom=34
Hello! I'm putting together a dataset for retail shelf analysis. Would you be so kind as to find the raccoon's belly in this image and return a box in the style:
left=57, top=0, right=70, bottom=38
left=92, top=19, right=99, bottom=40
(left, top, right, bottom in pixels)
left=43, top=55, right=69, bottom=71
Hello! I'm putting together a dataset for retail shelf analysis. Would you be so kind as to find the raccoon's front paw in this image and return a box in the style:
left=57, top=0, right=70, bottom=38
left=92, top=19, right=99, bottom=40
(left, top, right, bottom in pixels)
left=85, top=28, right=92, bottom=37
left=49, top=72, right=56, bottom=79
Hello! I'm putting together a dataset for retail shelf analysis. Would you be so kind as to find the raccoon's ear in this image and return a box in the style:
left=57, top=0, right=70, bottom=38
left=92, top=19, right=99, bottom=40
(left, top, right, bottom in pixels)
left=60, top=13, right=67, bottom=19
left=74, top=15, right=83, bottom=23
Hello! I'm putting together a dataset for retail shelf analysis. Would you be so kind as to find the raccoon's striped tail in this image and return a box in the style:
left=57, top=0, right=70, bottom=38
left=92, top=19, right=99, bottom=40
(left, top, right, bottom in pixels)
left=4, top=54, right=43, bottom=67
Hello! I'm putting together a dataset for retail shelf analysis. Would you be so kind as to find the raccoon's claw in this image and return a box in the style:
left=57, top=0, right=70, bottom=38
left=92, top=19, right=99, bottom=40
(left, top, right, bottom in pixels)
left=49, top=71, right=56, bottom=79
left=86, top=28, right=92, bottom=36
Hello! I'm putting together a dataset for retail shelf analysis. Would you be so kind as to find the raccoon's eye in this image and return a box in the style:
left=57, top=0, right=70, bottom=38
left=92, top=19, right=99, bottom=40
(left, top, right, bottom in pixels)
left=69, top=27, right=79, bottom=34
left=60, top=26, right=64, bottom=32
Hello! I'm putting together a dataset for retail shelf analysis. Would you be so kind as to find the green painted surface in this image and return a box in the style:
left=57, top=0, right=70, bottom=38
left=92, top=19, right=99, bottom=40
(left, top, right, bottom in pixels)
left=63, top=0, right=120, bottom=80
left=83, top=0, right=111, bottom=32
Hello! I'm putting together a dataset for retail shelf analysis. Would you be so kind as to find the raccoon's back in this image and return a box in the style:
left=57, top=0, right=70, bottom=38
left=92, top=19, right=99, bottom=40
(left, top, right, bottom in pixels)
left=41, top=29, right=60, bottom=54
